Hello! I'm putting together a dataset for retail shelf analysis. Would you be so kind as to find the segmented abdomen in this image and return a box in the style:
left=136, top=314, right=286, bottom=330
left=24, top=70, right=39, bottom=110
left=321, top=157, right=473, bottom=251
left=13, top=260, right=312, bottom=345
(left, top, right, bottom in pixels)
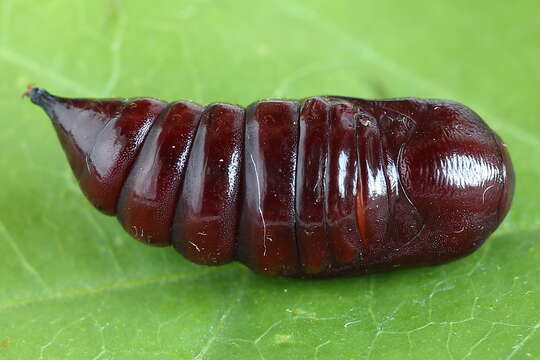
left=115, top=97, right=375, bottom=276
left=29, top=88, right=515, bottom=278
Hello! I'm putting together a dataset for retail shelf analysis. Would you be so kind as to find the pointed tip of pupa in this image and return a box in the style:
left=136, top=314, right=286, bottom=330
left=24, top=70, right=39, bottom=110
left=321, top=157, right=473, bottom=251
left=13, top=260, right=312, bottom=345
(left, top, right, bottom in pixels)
left=23, top=85, right=57, bottom=108
left=24, top=86, right=62, bottom=122
left=25, top=86, right=130, bottom=188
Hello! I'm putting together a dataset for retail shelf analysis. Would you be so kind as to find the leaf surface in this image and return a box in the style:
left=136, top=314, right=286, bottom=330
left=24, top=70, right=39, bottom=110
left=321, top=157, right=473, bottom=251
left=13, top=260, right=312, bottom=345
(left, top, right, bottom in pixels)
left=1, top=0, right=539, bottom=359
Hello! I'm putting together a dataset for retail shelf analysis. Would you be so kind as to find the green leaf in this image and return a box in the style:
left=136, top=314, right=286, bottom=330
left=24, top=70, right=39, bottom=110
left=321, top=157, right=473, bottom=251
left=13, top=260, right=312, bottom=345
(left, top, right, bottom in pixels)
left=1, top=0, right=539, bottom=359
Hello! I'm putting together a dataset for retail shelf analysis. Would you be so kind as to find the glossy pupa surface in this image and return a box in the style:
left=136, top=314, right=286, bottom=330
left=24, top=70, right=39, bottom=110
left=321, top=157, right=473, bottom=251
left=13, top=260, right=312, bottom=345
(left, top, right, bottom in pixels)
left=28, top=88, right=515, bottom=278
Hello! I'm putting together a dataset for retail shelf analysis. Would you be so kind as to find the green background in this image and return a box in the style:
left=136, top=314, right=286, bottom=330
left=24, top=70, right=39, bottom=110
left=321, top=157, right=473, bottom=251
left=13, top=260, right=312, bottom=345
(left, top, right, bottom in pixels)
left=1, top=0, right=539, bottom=359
